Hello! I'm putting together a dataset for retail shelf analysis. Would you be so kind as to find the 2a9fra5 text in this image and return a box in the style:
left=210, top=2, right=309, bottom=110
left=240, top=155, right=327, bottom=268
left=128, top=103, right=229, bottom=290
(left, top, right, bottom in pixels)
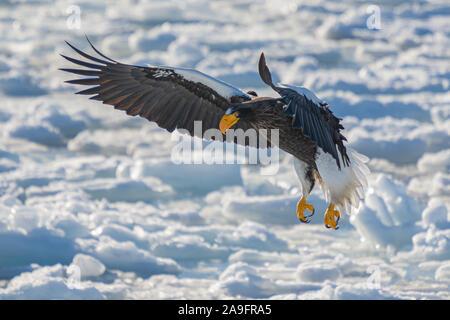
left=178, top=304, right=272, bottom=318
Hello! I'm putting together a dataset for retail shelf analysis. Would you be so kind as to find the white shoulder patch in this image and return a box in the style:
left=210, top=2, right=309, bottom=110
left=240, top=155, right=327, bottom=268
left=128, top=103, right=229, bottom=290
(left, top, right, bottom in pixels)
left=278, top=83, right=325, bottom=106
left=151, top=64, right=250, bottom=100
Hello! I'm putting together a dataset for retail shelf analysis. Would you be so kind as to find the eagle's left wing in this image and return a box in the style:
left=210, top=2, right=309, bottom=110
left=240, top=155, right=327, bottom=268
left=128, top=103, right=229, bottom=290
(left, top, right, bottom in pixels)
left=258, top=52, right=349, bottom=169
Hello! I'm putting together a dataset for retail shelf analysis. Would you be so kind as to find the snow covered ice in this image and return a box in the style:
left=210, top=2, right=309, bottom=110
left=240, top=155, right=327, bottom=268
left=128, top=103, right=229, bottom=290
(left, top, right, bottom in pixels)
left=0, top=0, right=449, bottom=299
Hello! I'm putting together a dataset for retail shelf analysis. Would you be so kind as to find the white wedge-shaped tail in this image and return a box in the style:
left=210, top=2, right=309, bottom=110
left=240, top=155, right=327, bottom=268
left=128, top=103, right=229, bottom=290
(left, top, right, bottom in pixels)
left=315, top=147, right=370, bottom=214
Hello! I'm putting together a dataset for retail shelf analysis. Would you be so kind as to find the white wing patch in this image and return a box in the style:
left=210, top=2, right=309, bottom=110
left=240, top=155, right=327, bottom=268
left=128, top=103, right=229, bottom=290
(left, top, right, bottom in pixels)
left=315, top=147, right=370, bottom=214
left=278, top=83, right=325, bottom=106
left=151, top=64, right=250, bottom=100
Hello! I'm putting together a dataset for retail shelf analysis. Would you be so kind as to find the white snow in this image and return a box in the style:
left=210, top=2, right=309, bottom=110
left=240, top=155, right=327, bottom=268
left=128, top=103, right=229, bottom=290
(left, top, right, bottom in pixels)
left=0, top=0, right=448, bottom=300
left=71, top=254, right=106, bottom=279
left=296, top=264, right=341, bottom=283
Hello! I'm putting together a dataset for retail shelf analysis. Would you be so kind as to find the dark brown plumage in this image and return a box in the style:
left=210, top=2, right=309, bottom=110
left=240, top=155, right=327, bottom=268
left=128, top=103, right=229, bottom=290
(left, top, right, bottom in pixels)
left=60, top=39, right=257, bottom=146
left=225, top=97, right=318, bottom=167
left=60, top=39, right=349, bottom=168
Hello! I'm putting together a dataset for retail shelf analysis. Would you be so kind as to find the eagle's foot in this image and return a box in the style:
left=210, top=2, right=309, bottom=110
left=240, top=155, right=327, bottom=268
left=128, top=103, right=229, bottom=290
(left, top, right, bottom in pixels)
left=297, top=197, right=315, bottom=223
left=324, top=204, right=340, bottom=230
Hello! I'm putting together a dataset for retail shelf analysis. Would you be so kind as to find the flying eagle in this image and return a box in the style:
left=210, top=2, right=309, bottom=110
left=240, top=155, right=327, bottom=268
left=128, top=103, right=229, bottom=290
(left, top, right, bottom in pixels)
left=60, top=39, right=369, bottom=229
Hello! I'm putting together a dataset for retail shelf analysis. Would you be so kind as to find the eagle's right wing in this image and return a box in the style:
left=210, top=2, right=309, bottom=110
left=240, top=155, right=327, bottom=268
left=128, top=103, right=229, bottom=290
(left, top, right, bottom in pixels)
left=60, top=39, right=258, bottom=145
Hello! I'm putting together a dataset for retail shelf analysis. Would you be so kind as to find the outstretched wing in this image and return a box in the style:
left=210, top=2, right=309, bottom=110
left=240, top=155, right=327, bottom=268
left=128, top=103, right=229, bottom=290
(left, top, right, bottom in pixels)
left=258, top=52, right=350, bottom=169
left=60, top=38, right=257, bottom=144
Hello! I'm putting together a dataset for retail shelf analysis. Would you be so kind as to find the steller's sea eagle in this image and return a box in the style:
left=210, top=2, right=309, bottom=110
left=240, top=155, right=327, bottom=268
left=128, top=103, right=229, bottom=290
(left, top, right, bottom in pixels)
left=60, top=38, right=369, bottom=229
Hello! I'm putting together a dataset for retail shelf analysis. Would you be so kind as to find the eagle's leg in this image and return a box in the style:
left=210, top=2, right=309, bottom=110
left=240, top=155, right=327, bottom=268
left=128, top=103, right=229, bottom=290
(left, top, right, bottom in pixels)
left=296, top=197, right=315, bottom=223
left=324, top=204, right=340, bottom=229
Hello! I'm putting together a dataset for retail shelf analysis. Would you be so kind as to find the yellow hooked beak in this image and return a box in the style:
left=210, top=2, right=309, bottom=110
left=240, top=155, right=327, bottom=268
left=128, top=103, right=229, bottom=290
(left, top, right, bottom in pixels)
left=219, top=112, right=240, bottom=134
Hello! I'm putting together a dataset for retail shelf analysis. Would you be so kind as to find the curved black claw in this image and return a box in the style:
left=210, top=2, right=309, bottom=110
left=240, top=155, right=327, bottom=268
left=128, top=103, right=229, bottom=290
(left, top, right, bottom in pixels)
left=298, top=207, right=314, bottom=224
left=325, top=218, right=340, bottom=230
left=299, top=217, right=311, bottom=224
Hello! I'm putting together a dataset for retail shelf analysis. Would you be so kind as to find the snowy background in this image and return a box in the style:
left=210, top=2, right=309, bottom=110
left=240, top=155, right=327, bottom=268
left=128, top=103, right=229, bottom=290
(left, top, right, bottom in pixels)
left=0, top=0, right=449, bottom=299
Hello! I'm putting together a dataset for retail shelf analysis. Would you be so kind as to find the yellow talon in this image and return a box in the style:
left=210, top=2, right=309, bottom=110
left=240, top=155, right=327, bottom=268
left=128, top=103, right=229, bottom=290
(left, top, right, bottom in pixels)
left=296, top=197, right=315, bottom=223
left=324, top=204, right=340, bottom=230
